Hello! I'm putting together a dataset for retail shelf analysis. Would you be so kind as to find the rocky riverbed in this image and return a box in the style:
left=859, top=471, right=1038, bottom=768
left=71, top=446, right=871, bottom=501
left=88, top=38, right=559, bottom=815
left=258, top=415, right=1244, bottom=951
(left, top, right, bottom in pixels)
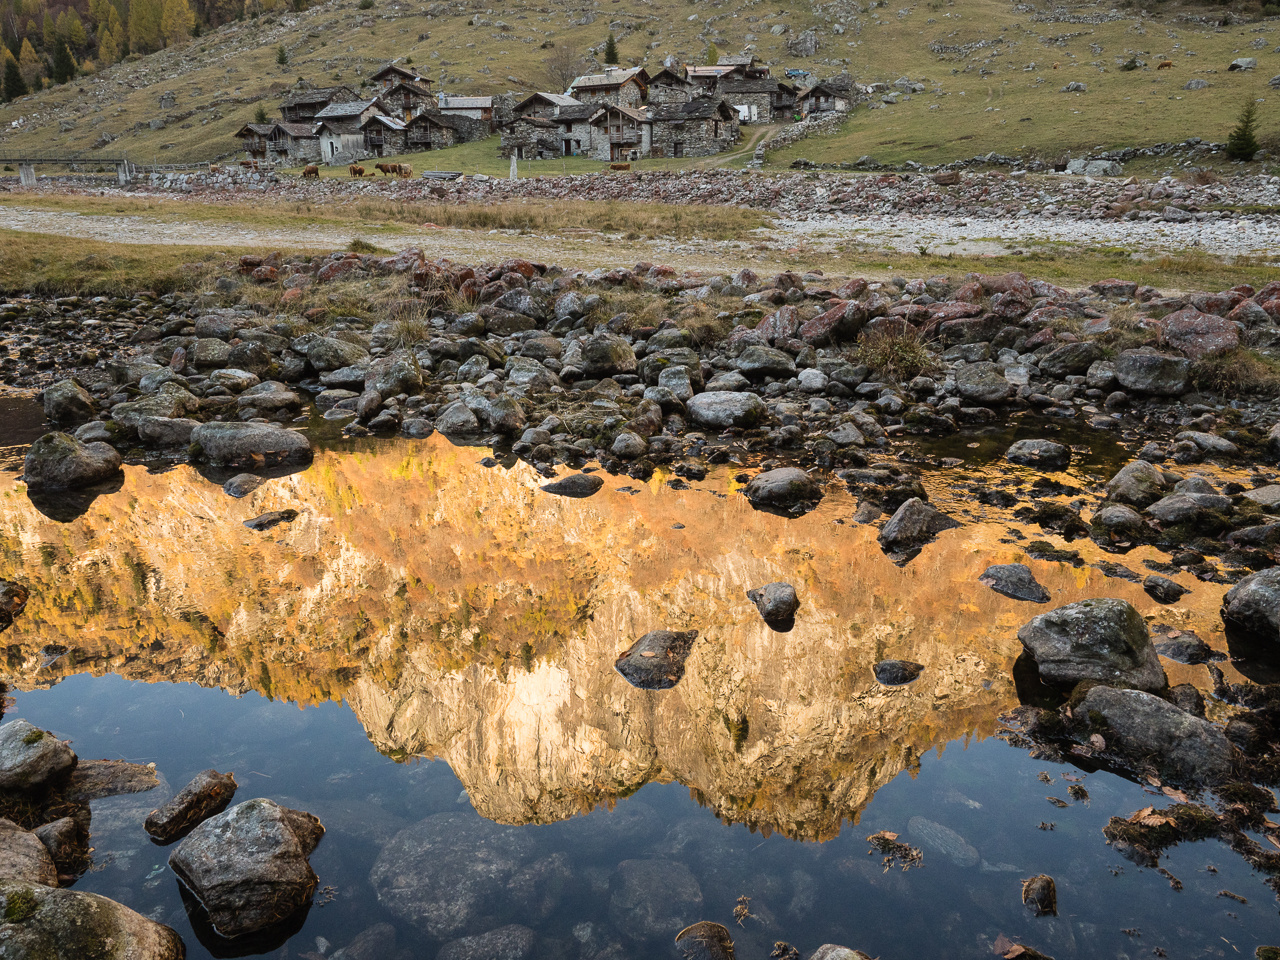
left=4, top=242, right=1280, bottom=959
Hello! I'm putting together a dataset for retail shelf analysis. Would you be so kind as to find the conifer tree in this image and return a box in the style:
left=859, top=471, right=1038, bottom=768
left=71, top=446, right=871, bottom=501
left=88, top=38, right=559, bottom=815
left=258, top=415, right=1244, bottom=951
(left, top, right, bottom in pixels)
left=3, top=49, right=28, bottom=101
left=603, top=31, right=618, bottom=65
left=705, top=42, right=720, bottom=65
left=18, top=36, right=40, bottom=87
left=1226, top=100, right=1261, bottom=161
left=160, top=0, right=195, bottom=46
left=128, top=0, right=163, bottom=52
left=51, top=41, right=75, bottom=83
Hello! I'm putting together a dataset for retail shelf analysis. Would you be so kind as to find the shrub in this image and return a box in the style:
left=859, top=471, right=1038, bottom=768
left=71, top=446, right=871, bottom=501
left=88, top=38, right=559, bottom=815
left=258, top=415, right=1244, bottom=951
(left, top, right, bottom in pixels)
left=856, top=326, right=939, bottom=381
left=357, top=0, right=374, bottom=9
left=347, top=237, right=379, bottom=253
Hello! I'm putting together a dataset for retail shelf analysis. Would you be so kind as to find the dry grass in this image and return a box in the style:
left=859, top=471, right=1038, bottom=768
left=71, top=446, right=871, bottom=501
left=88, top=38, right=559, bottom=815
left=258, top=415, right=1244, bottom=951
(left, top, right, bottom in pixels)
left=855, top=326, right=940, bottom=381
left=1190, top=348, right=1280, bottom=396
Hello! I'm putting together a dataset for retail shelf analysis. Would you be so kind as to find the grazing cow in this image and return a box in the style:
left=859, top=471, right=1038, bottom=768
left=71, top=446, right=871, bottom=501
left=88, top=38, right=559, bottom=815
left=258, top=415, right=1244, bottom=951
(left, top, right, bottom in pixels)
left=349, top=164, right=366, bottom=177
left=302, top=165, right=319, bottom=178
left=1157, top=60, right=1173, bottom=70
left=375, top=162, right=396, bottom=176
left=398, top=163, right=412, bottom=178
left=1052, top=62, right=1059, bottom=69
left=355, top=166, right=365, bottom=177
left=210, top=164, right=221, bottom=174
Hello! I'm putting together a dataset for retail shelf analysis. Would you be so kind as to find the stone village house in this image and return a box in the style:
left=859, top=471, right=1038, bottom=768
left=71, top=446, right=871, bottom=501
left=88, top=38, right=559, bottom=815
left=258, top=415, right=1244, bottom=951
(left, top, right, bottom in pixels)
left=648, top=96, right=740, bottom=158
left=279, top=85, right=360, bottom=124
left=567, top=67, right=648, bottom=108
left=314, top=99, right=385, bottom=163
left=404, top=110, right=461, bottom=151
left=361, top=114, right=408, bottom=157
left=234, top=121, right=320, bottom=164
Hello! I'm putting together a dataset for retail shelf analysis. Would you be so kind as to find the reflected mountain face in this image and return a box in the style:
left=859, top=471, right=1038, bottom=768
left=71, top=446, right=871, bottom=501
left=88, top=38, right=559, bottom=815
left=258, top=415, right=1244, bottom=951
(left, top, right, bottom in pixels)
left=0, top=435, right=1233, bottom=840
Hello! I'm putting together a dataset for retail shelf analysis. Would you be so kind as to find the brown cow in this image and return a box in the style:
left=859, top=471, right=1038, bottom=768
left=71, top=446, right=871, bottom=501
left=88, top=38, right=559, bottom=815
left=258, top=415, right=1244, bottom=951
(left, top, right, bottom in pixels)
left=375, top=162, right=396, bottom=176
left=398, top=163, right=412, bottom=178
left=1157, top=60, right=1173, bottom=70
left=349, top=164, right=365, bottom=177
left=1052, top=62, right=1059, bottom=70
left=302, top=165, right=319, bottom=178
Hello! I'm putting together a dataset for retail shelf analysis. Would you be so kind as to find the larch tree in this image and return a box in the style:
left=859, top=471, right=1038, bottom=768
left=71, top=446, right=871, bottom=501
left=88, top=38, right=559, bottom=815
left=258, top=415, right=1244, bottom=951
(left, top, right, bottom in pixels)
left=128, top=0, right=163, bottom=53
left=18, top=35, right=40, bottom=87
left=160, top=0, right=195, bottom=46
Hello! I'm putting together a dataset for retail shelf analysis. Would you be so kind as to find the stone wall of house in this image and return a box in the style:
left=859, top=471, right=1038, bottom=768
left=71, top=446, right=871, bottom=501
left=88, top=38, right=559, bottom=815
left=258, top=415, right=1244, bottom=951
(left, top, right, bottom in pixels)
left=500, top=121, right=558, bottom=160
left=562, top=120, right=591, bottom=156
left=408, top=125, right=458, bottom=152
left=448, top=114, right=492, bottom=143
left=650, top=118, right=737, bottom=159
left=269, top=139, right=321, bottom=164
left=648, top=84, right=692, bottom=105
left=723, top=91, right=774, bottom=123
left=367, top=130, right=409, bottom=157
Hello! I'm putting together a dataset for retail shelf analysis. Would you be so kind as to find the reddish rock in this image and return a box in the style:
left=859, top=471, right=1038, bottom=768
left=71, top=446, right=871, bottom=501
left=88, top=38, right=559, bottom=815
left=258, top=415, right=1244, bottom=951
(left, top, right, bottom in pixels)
left=238, top=255, right=263, bottom=274
left=1186, top=290, right=1245, bottom=317
left=757, top=305, right=801, bottom=342
left=457, top=278, right=483, bottom=302
left=726, top=325, right=769, bottom=354
left=1031, top=279, right=1073, bottom=300
left=302, top=307, right=327, bottom=322
left=770, top=270, right=805, bottom=291
left=1253, top=280, right=1280, bottom=303
left=939, top=314, right=1006, bottom=344
left=250, top=265, right=278, bottom=283
left=834, top=277, right=868, bottom=300
left=887, top=303, right=931, bottom=323
left=953, top=280, right=984, bottom=303
left=974, top=271, right=1035, bottom=300
left=1023, top=327, right=1057, bottom=349
left=1090, top=279, right=1138, bottom=298
left=281, top=288, right=303, bottom=306
left=1155, top=307, right=1240, bottom=360
left=498, top=257, right=539, bottom=278
left=863, top=316, right=917, bottom=338
left=1226, top=300, right=1272, bottom=327
left=1260, top=298, right=1280, bottom=321
left=989, top=291, right=1032, bottom=320
left=927, top=301, right=983, bottom=323
left=317, top=258, right=360, bottom=283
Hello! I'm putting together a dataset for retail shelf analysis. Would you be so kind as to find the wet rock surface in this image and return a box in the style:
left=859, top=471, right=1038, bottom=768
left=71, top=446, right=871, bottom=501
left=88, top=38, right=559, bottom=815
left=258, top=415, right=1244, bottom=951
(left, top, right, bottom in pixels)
left=145, top=769, right=238, bottom=844
left=168, top=797, right=324, bottom=938
left=0, top=720, right=75, bottom=793
left=615, top=630, right=700, bottom=690
left=370, top=812, right=561, bottom=939
left=873, top=660, right=925, bottom=686
left=747, top=582, right=800, bottom=625
left=980, top=563, right=1050, bottom=603
left=1017, top=599, right=1167, bottom=691
left=0, top=879, right=185, bottom=960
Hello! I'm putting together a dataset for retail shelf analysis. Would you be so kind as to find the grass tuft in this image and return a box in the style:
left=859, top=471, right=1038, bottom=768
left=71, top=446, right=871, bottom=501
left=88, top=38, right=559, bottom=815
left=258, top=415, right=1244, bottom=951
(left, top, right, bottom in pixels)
left=856, top=326, right=939, bottom=381
left=1190, top=348, right=1280, bottom=396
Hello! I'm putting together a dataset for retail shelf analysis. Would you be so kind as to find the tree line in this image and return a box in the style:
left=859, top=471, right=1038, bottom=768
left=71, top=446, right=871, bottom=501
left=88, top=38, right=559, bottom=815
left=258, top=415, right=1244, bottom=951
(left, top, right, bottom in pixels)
left=1, top=0, right=308, bottom=100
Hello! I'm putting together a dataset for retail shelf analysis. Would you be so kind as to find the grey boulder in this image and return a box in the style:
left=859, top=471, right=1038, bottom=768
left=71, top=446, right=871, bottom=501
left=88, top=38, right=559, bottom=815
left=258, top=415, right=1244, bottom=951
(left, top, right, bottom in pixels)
left=0, top=819, right=58, bottom=886
left=22, top=433, right=123, bottom=493
left=1076, top=686, right=1232, bottom=782
left=955, top=362, right=1014, bottom=405
left=190, top=422, right=313, bottom=466
left=687, top=392, right=768, bottom=429
left=615, top=630, right=700, bottom=690
left=1221, top=568, right=1280, bottom=643
left=878, top=497, right=959, bottom=555
left=437, top=924, right=537, bottom=960
left=581, top=334, right=637, bottom=378
left=42, top=380, right=96, bottom=424
left=168, top=797, right=324, bottom=938
left=743, top=468, right=821, bottom=510
left=1004, top=439, right=1070, bottom=471
left=0, top=720, right=76, bottom=792
left=1104, top=460, right=1169, bottom=509
left=609, top=859, right=703, bottom=941
left=1114, top=350, right=1191, bottom=395
left=0, top=879, right=184, bottom=960
left=747, top=582, right=800, bottom=624
left=979, top=563, right=1050, bottom=603
left=1017, top=598, right=1166, bottom=691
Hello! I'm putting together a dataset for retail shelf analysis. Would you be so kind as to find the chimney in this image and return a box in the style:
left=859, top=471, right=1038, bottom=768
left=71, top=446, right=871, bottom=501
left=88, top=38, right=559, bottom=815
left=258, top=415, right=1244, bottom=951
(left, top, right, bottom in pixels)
left=605, top=66, right=616, bottom=79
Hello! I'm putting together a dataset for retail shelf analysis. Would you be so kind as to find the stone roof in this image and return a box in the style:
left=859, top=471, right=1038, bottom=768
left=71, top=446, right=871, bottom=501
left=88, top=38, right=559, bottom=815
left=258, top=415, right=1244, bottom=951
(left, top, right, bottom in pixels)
left=649, top=96, right=733, bottom=122
left=555, top=104, right=595, bottom=122
left=363, top=114, right=406, bottom=131
left=570, top=67, right=645, bottom=90
left=314, top=99, right=378, bottom=119
left=280, top=85, right=356, bottom=108
left=719, top=77, right=782, bottom=95
left=588, top=103, right=650, bottom=125
left=371, top=63, right=432, bottom=85
left=237, top=123, right=277, bottom=136
left=277, top=122, right=318, bottom=138
left=438, top=96, right=493, bottom=109
left=406, top=110, right=459, bottom=131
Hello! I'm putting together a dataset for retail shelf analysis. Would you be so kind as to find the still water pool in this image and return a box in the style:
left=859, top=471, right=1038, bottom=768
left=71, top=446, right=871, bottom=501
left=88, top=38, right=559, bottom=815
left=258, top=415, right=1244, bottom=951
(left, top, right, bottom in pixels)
left=0, top=400, right=1276, bottom=959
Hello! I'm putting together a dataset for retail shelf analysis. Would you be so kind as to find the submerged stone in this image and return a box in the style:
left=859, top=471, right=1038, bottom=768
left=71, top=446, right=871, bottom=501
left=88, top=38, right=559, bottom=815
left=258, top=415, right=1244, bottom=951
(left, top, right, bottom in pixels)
left=610, top=858, right=703, bottom=941
left=675, top=921, right=736, bottom=960
left=907, top=816, right=979, bottom=867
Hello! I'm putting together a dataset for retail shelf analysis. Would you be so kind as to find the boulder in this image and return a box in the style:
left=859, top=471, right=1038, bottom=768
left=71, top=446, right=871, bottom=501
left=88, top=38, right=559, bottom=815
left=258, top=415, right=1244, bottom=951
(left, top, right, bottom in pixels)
left=42, top=380, right=96, bottom=424
left=0, top=720, right=76, bottom=792
left=22, top=433, right=122, bottom=493
left=955, top=362, right=1013, bottom=405
left=878, top=497, right=959, bottom=555
left=137, top=417, right=199, bottom=448
left=111, top=385, right=200, bottom=431
left=609, top=859, right=703, bottom=941
left=1114, top=350, right=1191, bottom=396
left=615, top=630, right=700, bottom=690
left=907, top=816, right=979, bottom=867
left=168, top=797, right=323, bottom=938
left=873, top=660, right=924, bottom=685
left=736, top=345, right=797, bottom=380
left=0, top=819, right=58, bottom=886
left=979, top=563, right=1050, bottom=603
left=1144, top=575, right=1188, bottom=605
left=1104, top=460, right=1169, bottom=509
left=744, top=468, right=821, bottom=511
left=1037, top=342, right=1102, bottom=379
left=236, top=381, right=302, bottom=411
left=687, top=392, right=768, bottom=429
left=438, top=925, right=537, bottom=960
left=436, top=401, right=481, bottom=435
left=808, top=947, right=873, bottom=960
left=1005, top=439, right=1071, bottom=470
left=540, top=474, right=604, bottom=498
left=370, top=813, right=563, bottom=939
left=1076, top=686, right=1232, bottom=782
left=1221, top=567, right=1280, bottom=643
left=1016, top=598, right=1166, bottom=691
left=191, top=422, right=312, bottom=467
left=365, top=352, right=423, bottom=396
left=222, top=474, right=264, bottom=499
left=308, top=337, right=369, bottom=372
left=581, top=334, right=637, bottom=378
left=145, top=770, right=238, bottom=844
left=747, top=582, right=800, bottom=624
left=0, top=879, right=184, bottom=960
left=1155, top=307, right=1240, bottom=360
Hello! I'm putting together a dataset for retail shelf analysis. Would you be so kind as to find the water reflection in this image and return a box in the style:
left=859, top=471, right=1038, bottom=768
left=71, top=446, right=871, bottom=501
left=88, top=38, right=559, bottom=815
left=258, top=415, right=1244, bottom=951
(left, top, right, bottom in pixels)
left=0, top=432, right=1237, bottom=841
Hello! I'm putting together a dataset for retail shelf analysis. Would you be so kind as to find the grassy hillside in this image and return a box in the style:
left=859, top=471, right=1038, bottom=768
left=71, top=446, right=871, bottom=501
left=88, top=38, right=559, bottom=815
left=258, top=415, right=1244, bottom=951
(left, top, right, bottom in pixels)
left=0, top=0, right=1275, bottom=171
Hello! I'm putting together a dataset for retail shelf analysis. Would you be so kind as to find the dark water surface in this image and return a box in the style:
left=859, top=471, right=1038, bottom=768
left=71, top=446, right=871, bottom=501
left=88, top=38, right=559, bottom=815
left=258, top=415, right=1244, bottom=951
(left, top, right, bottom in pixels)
left=1, top=397, right=1277, bottom=959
